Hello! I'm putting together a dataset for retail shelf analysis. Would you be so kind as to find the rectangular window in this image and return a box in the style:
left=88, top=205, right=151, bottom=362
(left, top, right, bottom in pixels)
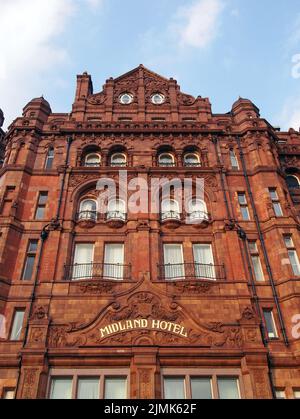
left=104, top=244, right=125, bottom=280
left=164, top=377, right=186, bottom=399
left=191, top=377, right=212, bottom=399
left=72, top=243, right=95, bottom=280
left=77, top=378, right=99, bottom=400
left=263, top=309, right=278, bottom=339
left=294, top=390, right=300, bottom=399
left=193, top=244, right=216, bottom=280
left=249, top=242, right=265, bottom=282
left=162, top=371, right=242, bottom=399
left=10, top=309, right=25, bottom=341
left=35, top=192, right=48, bottom=220
left=2, top=389, right=15, bottom=399
left=45, top=149, right=54, bottom=170
left=49, top=370, right=129, bottom=399
left=238, top=193, right=250, bottom=221
left=230, top=150, right=239, bottom=170
left=275, top=389, right=286, bottom=399
left=284, top=236, right=300, bottom=276
left=50, top=378, right=73, bottom=400
left=163, top=244, right=185, bottom=280
left=269, top=188, right=283, bottom=217
left=22, top=240, right=38, bottom=281
left=104, top=377, right=127, bottom=400
left=217, top=378, right=240, bottom=400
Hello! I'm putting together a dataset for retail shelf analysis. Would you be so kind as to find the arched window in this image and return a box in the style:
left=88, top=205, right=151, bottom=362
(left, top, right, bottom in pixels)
left=188, top=199, right=209, bottom=223
left=78, top=199, right=97, bottom=221
left=107, top=199, right=126, bottom=221
left=286, top=175, right=300, bottom=190
left=85, top=153, right=101, bottom=167
left=230, top=149, right=239, bottom=170
left=183, top=153, right=201, bottom=167
left=45, top=148, right=54, bottom=170
left=159, top=153, right=175, bottom=167
left=111, top=153, right=127, bottom=167
left=161, top=199, right=180, bottom=221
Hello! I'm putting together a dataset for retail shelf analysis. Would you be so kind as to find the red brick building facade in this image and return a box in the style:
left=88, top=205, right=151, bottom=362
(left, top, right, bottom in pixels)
left=0, top=109, right=6, bottom=167
left=0, top=66, right=300, bottom=399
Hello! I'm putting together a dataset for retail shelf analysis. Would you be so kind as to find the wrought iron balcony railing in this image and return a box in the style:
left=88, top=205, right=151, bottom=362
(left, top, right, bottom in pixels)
left=64, top=263, right=131, bottom=281
left=161, top=211, right=181, bottom=222
left=110, top=162, right=127, bottom=168
left=158, top=162, right=176, bottom=168
left=84, top=162, right=101, bottom=168
left=184, top=162, right=202, bottom=167
left=187, top=211, right=210, bottom=223
left=77, top=211, right=98, bottom=222
left=158, top=262, right=226, bottom=281
left=106, top=211, right=127, bottom=222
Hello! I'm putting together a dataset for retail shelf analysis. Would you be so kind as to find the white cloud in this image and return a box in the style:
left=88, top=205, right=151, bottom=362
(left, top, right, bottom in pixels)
left=0, top=0, right=103, bottom=129
left=278, top=95, right=300, bottom=131
left=172, top=0, right=225, bottom=49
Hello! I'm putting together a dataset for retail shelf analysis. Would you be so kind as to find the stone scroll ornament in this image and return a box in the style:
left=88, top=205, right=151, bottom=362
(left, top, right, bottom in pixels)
left=48, top=277, right=243, bottom=349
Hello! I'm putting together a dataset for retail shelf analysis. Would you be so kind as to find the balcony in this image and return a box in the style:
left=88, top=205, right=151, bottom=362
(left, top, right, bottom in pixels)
left=158, top=263, right=226, bottom=281
left=76, top=211, right=98, bottom=228
left=161, top=211, right=181, bottom=229
left=106, top=211, right=127, bottom=228
left=83, top=162, right=101, bottom=168
left=64, top=262, right=132, bottom=281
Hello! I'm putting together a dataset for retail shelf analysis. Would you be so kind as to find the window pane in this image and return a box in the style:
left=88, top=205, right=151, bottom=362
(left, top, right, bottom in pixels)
left=230, top=151, right=239, bottom=169
left=273, top=203, right=283, bottom=217
left=288, top=251, right=300, bottom=276
left=263, top=310, right=277, bottom=338
left=284, top=237, right=294, bottom=248
left=269, top=189, right=278, bottom=200
left=50, top=378, right=72, bottom=400
left=294, top=390, right=300, bottom=399
left=10, top=310, right=25, bottom=341
left=217, top=378, right=240, bottom=400
left=104, top=377, right=127, bottom=400
left=35, top=206, right=45, bottom=220
left=77, top=378, right=99, bottom=400
left=72, top=244, right=95, bottom=280
left=191, top=378, right=212, bottom=399
left=248, top=242, right=258, bottom=253
left=38, top=193, right=48, bottom=205
left=193, top=244, right=216, bottom=280
left=164, top=377, right=185, bottom=399
left=3, top=390, right=15, bottom=399
left=275, top=390, right=286, bottom=399
left=104, top=244, right=125, bottom=280
left=238, top=194, right=247, bottom=205
left=252, top=256, right=265, bottom=282
left=241, top=207, right=250, bottom=221
left=23, top=255, right=36, bottom=281
left=28, top=241, right=38, bottom=253
left=164, top=245, right=185, bottom=280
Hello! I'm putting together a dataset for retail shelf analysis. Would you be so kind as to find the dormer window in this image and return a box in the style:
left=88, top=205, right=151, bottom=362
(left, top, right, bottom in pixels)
left=85, top=153, right=101, bottom=167
left=184, top=153, right=201, bottom=167
left=151, top=93, right=165, bottom=105
left=111, top=153, right=127, bottom=167
left=119, top=93, right=134, bottom=105
left=159, top=153, right=175, bottom=167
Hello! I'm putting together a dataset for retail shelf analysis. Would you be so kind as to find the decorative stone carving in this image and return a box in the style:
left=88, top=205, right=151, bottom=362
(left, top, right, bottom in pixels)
left=21, top=369, right=39, bottom=399
left=30, top=306, right=48, bottom=321
left=75, top=281, right=117, bottom=295
left=167, top=281, right=215, bottom=295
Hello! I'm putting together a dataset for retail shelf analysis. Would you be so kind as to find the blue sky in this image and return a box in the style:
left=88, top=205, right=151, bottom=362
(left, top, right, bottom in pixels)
left=1, top=0, right=300, bottom=130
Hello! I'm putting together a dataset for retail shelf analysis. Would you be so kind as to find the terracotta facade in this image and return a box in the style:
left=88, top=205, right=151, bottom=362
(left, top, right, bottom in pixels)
left=0, top=65, right=300, bottom=399
left=0, top=109, right=5, bottom=167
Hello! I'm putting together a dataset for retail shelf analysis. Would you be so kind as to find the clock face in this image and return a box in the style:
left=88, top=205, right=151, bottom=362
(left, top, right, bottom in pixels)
left=151, top=93, right=165, bottom=105
left=119, top=93, right=134, bottom=105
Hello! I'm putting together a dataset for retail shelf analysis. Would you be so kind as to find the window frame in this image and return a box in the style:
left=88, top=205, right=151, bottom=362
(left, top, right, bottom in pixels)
left=183, top=153, right=201, bottom=167
left=238, top=192, right=250, bottom=221
left=85, top=153, right=101, bottom=167
left=35, top=191, right=48, bottom=221
left=158, top=153, right=175, bottom=167
left=161, top=368, right=243, bottom=400
left=48, top=369, right=130, bottom=400
left=248, top=241, right=265, bottom=282
left=44, top=148, right=54, bottom=170
left=229, top=149, right=239, bottom=170
left=110, top=153, right=127, bottom=167
left=269, top=188, right=283, bottom=217
left=22, top=240, right=39, bottom=281
left=263, top=309, right=279, bottom=340
left=284, top=235, right=300, bottom=276
left=9, top=308, right=25, bottom=341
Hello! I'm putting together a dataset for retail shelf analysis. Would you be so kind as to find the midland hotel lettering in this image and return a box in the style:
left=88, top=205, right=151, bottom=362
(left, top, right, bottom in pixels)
left=0, top=65, right=300, bottom=399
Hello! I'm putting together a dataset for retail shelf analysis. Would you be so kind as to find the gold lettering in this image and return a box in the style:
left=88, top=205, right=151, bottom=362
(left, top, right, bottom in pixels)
left=133, top=320, right=141, bottom=328
left=119, top=322, right=126, bottom=331
left=173, top=324, right=181, bottom=334
left=160, top=321, right=168, bottom=331
left=180, top=327, right=188, bottom=338
left=100, top=327, right=111, bottom=338
left=152, top=320, right=160, bottom=329
left=141, top=319, right=148, bottom=328
left=126, top=320, right=134, bottom=329
left=111, top=323, right=120, bottom=333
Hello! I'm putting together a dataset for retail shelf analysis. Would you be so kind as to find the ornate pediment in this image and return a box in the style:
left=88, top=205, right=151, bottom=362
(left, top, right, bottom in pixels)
left=48, top=275, right=244, bottom=349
